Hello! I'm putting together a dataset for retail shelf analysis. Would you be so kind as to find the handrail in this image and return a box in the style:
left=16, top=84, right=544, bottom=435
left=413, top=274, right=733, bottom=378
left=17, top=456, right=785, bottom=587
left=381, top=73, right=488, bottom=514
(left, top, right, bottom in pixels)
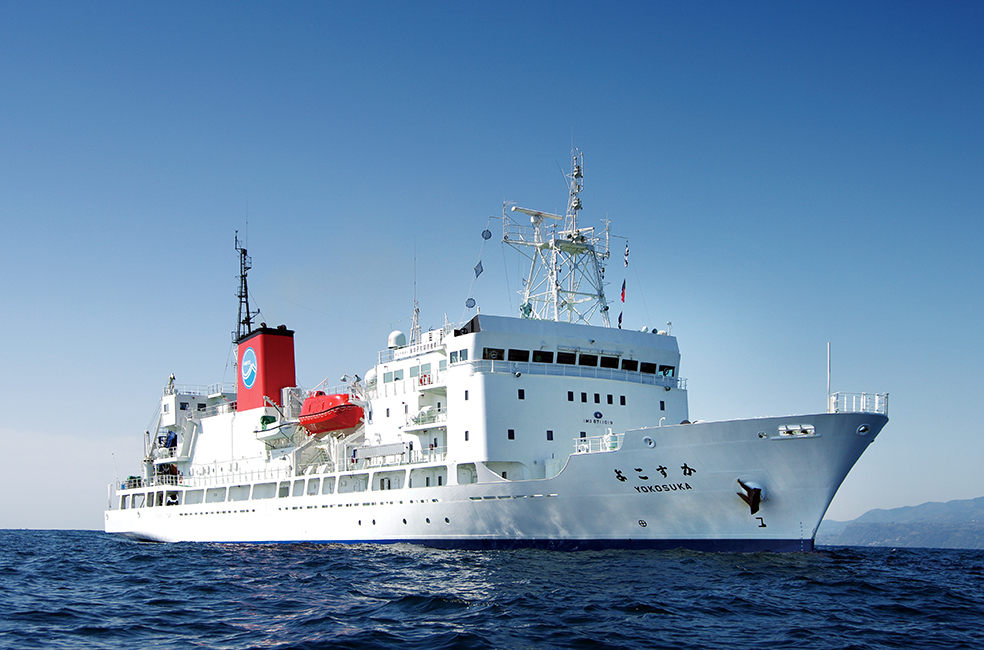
left=572, top=432, right=623, bottom=454
left=163, top=382, right=236, bottom=397
left=828, top=392, right=889, bottom=415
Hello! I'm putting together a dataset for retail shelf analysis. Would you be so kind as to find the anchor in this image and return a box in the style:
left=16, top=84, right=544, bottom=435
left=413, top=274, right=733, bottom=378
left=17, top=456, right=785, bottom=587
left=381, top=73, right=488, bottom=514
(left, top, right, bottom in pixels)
left=737, top=479, right=763, bottom=515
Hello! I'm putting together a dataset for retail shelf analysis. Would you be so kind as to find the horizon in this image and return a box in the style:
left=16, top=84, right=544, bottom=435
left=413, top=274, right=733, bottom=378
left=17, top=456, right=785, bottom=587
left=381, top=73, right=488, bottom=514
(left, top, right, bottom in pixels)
left=2, top=2, right=982, bottom=529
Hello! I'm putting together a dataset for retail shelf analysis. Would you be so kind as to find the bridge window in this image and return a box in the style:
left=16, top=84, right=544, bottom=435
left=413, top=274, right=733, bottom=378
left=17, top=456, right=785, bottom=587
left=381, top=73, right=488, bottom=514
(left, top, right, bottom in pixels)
left=483, top=348, right=504, bottom=360
left=640, top=362, right=657, bottom=374
left=621, top=359, right=638, bottom=371
left=557, top=352, right=576, bottom=365
left=659, top=365, right=676, bottom=377
left=532, top=350, right=554, bottom=363
left=600, top=356, right=618, bottom=369
left=508, top=349, right=530, bottom=362
left=578, top=354, right=598, bottom=367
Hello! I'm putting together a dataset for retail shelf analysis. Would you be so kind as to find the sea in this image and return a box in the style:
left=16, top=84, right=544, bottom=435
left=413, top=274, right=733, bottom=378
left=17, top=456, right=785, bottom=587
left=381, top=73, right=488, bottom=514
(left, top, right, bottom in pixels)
left=1, top=530, right=982, bottom=650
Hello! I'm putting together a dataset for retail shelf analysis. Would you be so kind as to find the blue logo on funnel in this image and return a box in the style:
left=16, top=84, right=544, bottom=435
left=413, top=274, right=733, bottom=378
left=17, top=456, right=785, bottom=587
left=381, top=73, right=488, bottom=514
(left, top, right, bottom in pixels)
left=241, top=347, right=257, bottom=389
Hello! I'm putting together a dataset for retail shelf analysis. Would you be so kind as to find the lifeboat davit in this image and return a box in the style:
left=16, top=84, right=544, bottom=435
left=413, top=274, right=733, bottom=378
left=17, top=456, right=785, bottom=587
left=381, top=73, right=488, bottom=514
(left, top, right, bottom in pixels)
left=299, top=391, right=364, bottom=434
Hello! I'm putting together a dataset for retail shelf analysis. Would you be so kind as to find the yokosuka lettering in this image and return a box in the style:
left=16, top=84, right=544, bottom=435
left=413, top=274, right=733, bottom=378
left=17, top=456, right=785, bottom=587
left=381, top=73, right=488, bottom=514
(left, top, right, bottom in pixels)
left=634, top=483, right=693, bottom=494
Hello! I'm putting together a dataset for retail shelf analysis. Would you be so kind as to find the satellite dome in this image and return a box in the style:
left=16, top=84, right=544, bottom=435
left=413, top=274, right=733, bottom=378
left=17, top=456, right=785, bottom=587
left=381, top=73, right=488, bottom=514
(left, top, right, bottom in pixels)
left=388, top=330, right=407, bottom=349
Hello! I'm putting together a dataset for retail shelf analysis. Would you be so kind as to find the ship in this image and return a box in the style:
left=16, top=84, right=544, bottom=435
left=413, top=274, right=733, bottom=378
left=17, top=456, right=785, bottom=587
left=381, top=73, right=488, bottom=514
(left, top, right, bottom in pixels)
left=104, top=150, right=888, bottom=551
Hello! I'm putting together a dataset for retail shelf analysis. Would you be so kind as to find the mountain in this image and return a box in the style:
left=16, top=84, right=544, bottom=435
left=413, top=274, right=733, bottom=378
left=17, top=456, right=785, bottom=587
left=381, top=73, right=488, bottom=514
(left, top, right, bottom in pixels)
left=817, top=496, right=984, bottom=549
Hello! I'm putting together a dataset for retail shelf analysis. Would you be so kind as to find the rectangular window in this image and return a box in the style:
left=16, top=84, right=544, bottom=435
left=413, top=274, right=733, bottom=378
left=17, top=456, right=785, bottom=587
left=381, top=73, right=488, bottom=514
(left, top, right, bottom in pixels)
left=508, top=349, right=530, bottom=362
left=660, top=400, right=665, bottom=411
left=460, top=349, right=468, bottom=361
left=421, top=363, right=431, bottom=374
left=621, top=359, right=638, bottom=372
left=518, top=389, right=525, bottom=400
left=556, top=351, right=576, bottom=365
left=607, top=394, right=613, bottom=404
left=501, top=471, right=507, bottom=480
left=567, top=391, right=574, bottom=402
left=532, top=350, right=554, bottom=363
left=546, top=430, right=553, bottom=441
left=393, top=369, right=404, bottom=381
left=410, top=366, right=419, bottom=378
left=581, top=392, right=587, bottom=403
left=640, top=362, right=657, bottom=374
left=438, top=476, right=443, bottom=486
left=483, top=347, right=505, bottom=360
left=386, top=408, right=390, bottom=418
left=197, top=403, right=206, bottom=411
left=465, top=390, right=469, bottom=401
left=180, top=402, right=189, bottom=411
left=594, top=393, right=600, bottom=404
left=450, top=351, right=458, bottom=363
left=508, top=429, right=515, bottom=440
left=600, top=356, right=618, bottom=369
left=580, top=431, right=587, bottom=438
left=384, top=371, right=394, bottom=383
left=439, top=359, right=447, bottom=371
left=620, top=395, right=626, bottom=406
left=465, top=430, right=469, bottom=441
left=659, top=365, right=676, bottom=377
left=578, top=354, right=598, bottom=367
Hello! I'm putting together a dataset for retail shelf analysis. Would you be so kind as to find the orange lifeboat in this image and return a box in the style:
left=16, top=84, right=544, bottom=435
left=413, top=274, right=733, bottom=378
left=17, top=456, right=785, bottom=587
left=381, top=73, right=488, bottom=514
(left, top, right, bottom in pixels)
left=299, top=391, right=364, bottom=434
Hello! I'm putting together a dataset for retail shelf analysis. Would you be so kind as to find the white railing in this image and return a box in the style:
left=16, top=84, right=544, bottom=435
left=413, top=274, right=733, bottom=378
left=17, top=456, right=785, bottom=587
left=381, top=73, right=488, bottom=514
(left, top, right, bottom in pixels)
left=828, top=392, right=889, bottom=415
left=336, top=446, right=448, bottom=472
left=367, top=369, right=447, bottom=399
left=153, top=446, right=180, bottom=460
left=164, top=382, right=235, bottom=397
left=124, top=465, right=296, bottom=490
left=406, top=409, right=447, bottom=428
left=572, top=432, right=623, bottom=454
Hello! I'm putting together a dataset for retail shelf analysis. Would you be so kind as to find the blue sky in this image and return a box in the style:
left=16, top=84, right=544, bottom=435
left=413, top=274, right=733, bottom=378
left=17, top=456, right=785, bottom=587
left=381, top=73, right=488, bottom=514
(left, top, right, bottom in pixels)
left=1, top=1, right=981, bottom=529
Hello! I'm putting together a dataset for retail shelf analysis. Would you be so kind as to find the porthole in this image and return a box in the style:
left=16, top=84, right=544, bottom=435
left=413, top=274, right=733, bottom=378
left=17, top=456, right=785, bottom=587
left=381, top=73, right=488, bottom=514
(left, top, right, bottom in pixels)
left=642, top=436, right=655, bottom=448
left=426, top=518, right=431, bottom=524
left=857, top=424, right=871, bottom=436
left=445, top=517, right=450, bottom=524
left=402, top=518, right=407, bottom=524
left=758, top=431, right=767, bottom=439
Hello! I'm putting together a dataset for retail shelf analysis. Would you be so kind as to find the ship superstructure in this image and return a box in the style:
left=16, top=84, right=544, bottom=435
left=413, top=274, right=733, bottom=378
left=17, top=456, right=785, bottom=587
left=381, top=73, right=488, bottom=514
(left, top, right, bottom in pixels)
left=105, top=152, right=888, bottom=551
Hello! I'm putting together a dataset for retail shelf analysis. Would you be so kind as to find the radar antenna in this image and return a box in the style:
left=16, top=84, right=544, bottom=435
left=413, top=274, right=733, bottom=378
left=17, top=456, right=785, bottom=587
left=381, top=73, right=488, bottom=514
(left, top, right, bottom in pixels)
left=502, top=149, right=612, bottom=326
left=235, top=231, right=259, bottom=341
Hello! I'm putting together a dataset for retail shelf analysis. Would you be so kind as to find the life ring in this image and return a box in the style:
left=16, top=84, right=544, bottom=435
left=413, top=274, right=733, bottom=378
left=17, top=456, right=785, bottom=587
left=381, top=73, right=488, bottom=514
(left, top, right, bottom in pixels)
left=577, top=443, right=589, bottom=453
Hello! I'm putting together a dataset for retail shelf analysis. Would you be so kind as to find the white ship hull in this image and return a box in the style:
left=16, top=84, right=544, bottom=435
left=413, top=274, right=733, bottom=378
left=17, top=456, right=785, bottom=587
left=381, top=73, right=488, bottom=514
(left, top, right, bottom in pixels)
left=106, top=412, right=886, bottom=552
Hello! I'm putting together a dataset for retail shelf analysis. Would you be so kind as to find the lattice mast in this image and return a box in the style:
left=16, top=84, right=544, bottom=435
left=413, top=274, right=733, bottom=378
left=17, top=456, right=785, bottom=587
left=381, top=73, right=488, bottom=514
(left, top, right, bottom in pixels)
left=235, top=231, right=259, bottom=342
left=502, top=149, right=612, bottom=326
